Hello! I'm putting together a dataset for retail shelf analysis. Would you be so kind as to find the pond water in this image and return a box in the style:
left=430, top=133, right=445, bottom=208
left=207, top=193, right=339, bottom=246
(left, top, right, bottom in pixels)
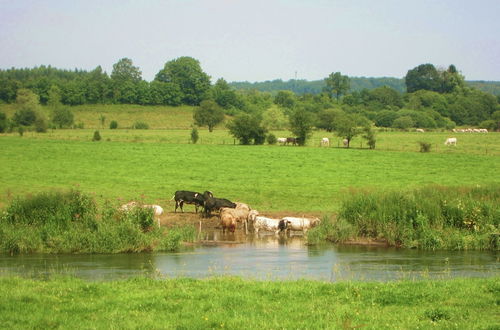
left=1, top=231, right=498, bottom=281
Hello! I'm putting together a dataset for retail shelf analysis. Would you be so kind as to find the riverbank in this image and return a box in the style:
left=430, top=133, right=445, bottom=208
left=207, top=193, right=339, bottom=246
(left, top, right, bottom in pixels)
left=0, top=276, right=497, bottom=329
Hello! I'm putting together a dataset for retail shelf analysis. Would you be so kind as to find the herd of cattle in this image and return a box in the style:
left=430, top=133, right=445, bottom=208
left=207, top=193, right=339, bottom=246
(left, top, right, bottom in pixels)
left=172, top=190, right=320, bottom=234
left=120, top=191, right=320, bottom=235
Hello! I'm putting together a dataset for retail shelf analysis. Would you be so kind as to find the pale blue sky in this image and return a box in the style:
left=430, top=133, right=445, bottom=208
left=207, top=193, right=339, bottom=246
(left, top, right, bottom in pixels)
left=1, top=0, right=499, bottom=82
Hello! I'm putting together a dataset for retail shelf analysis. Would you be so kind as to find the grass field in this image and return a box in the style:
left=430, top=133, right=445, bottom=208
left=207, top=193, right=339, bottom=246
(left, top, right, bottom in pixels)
left=1, top=134, right=499, bottom=212
left=0, top=276, right=498, bottom=329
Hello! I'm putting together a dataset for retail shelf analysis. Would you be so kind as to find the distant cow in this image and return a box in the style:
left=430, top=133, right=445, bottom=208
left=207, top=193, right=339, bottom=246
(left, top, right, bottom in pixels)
left=321, top=137, right=330, bottom=147
left=203, top=191, right=236, bottom=217
left=416, top=128, right=425, bottom=133
left=251, top=215, right=289, bottom=234
left=444, top=137, right=457, bottom=146
left=343, top=139, right=349, bottom=147
left=282, top=216, right=321, bottom=233
left=172, top=190, right=207, bottom=213
left=120, top=201, right=163, bottom=228
left=277, top=137, right=287, bottom=145
left=285, top=137, right=297, bottom=145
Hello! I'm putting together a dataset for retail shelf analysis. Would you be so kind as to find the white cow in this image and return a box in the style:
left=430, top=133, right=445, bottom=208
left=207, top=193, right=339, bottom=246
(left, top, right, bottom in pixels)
left=282, top=217, right=321, bottom=233
left=444, top=137, right=457, bottom=146
left=416, top=128, right=425, bottom=133
left=120, top=201, right=163, bottom=228
left=250, top=214, right=288, bottom=234
left=277, top=137, right=287, bottom=145
left=343, top=139, right=349, bottom=147
left=321, top=137, right=330, bottom=147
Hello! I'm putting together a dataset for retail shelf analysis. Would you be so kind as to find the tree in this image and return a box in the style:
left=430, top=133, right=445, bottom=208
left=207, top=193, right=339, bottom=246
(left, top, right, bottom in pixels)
left=262, top=106, right=288, bottom=130
left=374, top=110, right=398, bottom=127
left=274, top=90, right=297, bottom=108
left=47, top=85, right=62, bottom=108
left=392, top=116, right=415, bottom=130
left=405, top=64, right=442, bottom=93
left=0, top=112, right=7, bottom=133
left=440, top=64, right=465, bottom=93
left=227, top=113, right=267, bottom=145
left=155, top=56, right=211, bottom=105
left=111, top=58, right=142, bottom=83
left=289, top=107, right=314, bottom=146
left=193, top=100, right=224, bottom=132
left=212, top=78, right=241, bottom=109
left=362, top=125, right=376, bottom=149
left=316, top=108, right=344, bottom=132
left=13, top=89, right=41, bottom=126
left=333, top=113, right=360, bottom=148
left=324, top=72, right=350, bottom=100
left=52, top=107, right=74, bottom=128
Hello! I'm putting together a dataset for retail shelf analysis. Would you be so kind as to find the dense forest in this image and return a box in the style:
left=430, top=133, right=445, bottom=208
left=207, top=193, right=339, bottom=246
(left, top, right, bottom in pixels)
left=0, top=57, right=499, bottom=140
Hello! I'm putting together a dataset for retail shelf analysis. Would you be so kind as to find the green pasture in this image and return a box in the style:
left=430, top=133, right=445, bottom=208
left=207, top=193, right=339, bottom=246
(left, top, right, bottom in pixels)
left=1, top=134, right=498, bottom=212
left=0, top=276, right=497, bottom=329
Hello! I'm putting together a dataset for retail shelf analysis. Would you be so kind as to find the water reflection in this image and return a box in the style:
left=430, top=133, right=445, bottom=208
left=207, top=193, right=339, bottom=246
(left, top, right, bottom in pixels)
left=0, top=231, right=498, bottom=282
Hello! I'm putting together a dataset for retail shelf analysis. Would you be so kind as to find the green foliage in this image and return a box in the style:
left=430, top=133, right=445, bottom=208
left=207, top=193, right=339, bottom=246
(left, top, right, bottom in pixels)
left=111, top=58, right=142, bottom=83
left=133, top=121, right=149, bottom=129
left=393, top=116, right=415, bottom=129
left=375, top=110, right=399, bottom=127
left=266, top=133, right=277, bottom=145
left=306, top=216, right=355, bottom=244
left=212, top=78, right=242, bottom=110
left=155, top=56, right=211, bottom=106
left=405, top=63, right=443, bottom=93
left=0, top=111, right=8, bottom=133
left=338, top=186, right=500, bottom=250
left=227, top=113, right=267, bottom=145
left=193, top=100, right=224, bottom=132
left=92, top=130, right=101, bottom=141
left=52, top=107, right=74, bottom=128
left=362, top=125, right=376, bottom=149
left=274, top=90, right=297, bottom=108
left=190, top=126, right=199, bottom=144
left=262, top=106, right=288, bottom=130
left=289, top=107, right=314, bottom=145
left=109, top=120, right=118, bottom=129
left=316, top=108, right=344, bottom=132
left=418, top=141, right=432, bottom=152
left=333, top=113, right=361, bottom=147
left=324, top=72, right=350, bottom=100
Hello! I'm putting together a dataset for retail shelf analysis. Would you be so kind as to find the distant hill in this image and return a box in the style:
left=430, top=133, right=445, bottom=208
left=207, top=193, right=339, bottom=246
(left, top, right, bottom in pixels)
left=230, top=77, right=500, bottom=96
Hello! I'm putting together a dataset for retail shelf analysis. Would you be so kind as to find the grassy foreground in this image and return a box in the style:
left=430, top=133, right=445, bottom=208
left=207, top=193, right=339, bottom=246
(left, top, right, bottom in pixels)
left=0, top=276, right=497, bottom=329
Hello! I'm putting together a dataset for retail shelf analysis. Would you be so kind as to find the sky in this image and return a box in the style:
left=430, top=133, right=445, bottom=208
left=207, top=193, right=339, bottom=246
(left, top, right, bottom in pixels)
left=1, top=0, right=499, bottom=83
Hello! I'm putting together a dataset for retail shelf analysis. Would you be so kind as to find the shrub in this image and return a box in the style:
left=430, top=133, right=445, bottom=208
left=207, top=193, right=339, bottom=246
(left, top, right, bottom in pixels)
left=133, top=121, right=149, bottom=129
left=52, top=107, right=74, bottom=128
left=267, top=133, right=277, bottom=145
left=34, top=116, right=47, bottom=133
left=92, top=130, right=101, bottom=141
left=0, top=112, right=7, bottom=133
left=190, top=126, right=199, bottom=144
left=418, top=141, right=432, bottom=152
left=109, top=120, right=118, bottom=129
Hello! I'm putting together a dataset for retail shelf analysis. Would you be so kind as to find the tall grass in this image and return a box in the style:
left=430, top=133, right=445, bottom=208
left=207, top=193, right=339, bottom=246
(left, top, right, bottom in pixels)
left=0, top=190, right=194, bottom=254
left=333, top=185, right=500, bottom=250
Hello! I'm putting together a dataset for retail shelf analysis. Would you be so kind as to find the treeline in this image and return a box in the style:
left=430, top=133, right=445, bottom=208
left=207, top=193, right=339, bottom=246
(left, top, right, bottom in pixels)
left=1, top=59, right=499, bottom=141
left=229, top=77, right=500, bottom=96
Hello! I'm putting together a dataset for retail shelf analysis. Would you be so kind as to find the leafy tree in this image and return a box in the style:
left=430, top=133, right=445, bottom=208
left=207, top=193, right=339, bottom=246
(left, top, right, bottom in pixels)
left=374, top=110, right=398, bottom=127
left=393, top=116, right=415, bottom=129
left=212, top=78, right=241, bottom=109
left=267, top=133, right=277, bottom=145
left=227, top=113, right=267, bottom=145
left=362, top=125, right=376, bottom=149
left=397, top=110, right=436, bottom=128
left=274, top=90, right=297, bottom=108
left=47, top=85, right=62, bottom=108
left=405, top=63, right=442, bottom=93
left=193, top=100, right=224, bottom=132
left=111, top=58, right=142, bottom=83
left=333, top=113, right=361, bottom=148
left=365, top=86, right=403, bottom=109
left=13, top=89, right=42, bottom=126
left=149, top=81, right=182, bottom=106
left=156, top=56, right=211, bottom=105
left=316, top=108, right=344, bottom=132
left=324, top=72, right=350, bottom=100
left=440, top=64, right=465, bottom=93
left=289, top=107, right=314, bottom=146
left=52, top=107, right=74, bottom=128
left=262, top=106, right=288, bottom=130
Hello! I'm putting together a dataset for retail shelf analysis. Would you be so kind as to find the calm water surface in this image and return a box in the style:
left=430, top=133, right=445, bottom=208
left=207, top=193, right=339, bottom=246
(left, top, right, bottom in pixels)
left=1, top=232, right=498, bottom=281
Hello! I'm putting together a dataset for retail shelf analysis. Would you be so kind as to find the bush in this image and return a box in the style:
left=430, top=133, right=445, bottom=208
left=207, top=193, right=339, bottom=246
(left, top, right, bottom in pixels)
left=0, top=112, right=7, bottom=133
left=92, top=130, right=101, bottom=141
left=418, top=141, right=432, bottom=152
left=133, top=121, right=149, bottom=129
left=52, top=107, right=74, bottom=128
left=393, top=116, right=415, bottom=129
left=267, top=133, right=277, bottom=145
left=190, top=126, right=199, bottom=144
left=34, top=117, right=47, bottom=133
left=109, top=120, right=118, bottom=129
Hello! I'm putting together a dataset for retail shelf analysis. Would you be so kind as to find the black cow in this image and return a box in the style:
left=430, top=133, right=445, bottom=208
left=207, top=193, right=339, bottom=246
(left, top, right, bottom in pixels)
left=285, top=137, right=297, bottom=145
left=172, top=190, right=209, bottom=213
left=202, top=191, right=236, bottom=218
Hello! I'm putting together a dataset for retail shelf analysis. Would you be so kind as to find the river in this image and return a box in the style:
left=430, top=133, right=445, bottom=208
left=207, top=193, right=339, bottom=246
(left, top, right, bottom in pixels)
left=1, top=232, right=498, bottom=281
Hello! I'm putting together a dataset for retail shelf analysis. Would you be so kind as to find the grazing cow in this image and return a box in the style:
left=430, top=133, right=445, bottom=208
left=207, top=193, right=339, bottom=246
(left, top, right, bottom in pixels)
left=343, top=139, right=349, bottom=147
left=285, top=137, right=297, bottom=145
left=416, top=128, right=425, bottom=133
left=321, top=137, right=330, bottom=147
left=444, top=137, right=457, bottom=146
left=282, top=216, right=321, bottom=233
left=277, top=137, right=287, bottom=145
left=203, top=191, right=236, bottom=217
left=120, top=202, right=163, bottom=228
left=251, top=216, right=289, bottom=234
left=172, top=190, right=207, bottom=213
